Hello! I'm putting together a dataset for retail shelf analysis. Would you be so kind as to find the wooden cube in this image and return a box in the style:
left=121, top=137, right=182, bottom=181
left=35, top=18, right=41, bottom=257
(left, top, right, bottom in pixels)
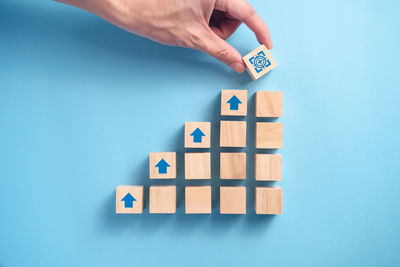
left=256, top=91, right=283, bottom=117
left=242, top=45, right=277, bottom=80
left=149, top=185, right=176, bottom=214
left=255, top=122, right=283, bottom=149
left=220, top=152, right=246, bottom=179
left=115, top=185, right=144, bottom=214
left=149, top=152, right=176, bottom=179
left=220, top=186, right=246, bottom=214
left=255, top=187, right=282, bottom=214
left=220, top=120, right=246, bottom=147
left=221, top=89, right=247, bottom=116
left=184, top=122, right=211, bottom=148
left=185, top=152, right=211, bottom=179
left=185, top=186, right=212, bottom=214
left=255, top=154, right=282, bottom=181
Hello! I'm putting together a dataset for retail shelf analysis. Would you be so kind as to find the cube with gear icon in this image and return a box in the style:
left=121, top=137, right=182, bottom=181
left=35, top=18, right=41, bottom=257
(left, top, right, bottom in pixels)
left=243, top=45, right=277, bottom=80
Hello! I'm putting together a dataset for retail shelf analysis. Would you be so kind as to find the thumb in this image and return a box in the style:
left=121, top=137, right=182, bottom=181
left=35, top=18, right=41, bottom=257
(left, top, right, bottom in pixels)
left=196, top=30, right=245, bottom=73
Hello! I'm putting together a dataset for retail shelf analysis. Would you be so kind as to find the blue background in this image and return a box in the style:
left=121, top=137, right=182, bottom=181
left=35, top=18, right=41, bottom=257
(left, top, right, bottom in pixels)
left=1, top=0, right=400, bottom=266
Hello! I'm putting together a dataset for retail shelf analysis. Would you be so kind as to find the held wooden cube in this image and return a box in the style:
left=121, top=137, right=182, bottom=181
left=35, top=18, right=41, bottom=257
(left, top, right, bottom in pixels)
left=220, top=120, right=246, bottom=147
left=242, top=45, right=277, bottom=80
left=256, top=91, right=283, bottom=117
left=255, top=122, right=283, bottom=149
left=115, top=185, right=144, bottom=214
left=220, top=186, right=246, bottom=214
left=221, top=89, right=248, bottom=116
left=149, top=185, right=176, bottom=214
left=185, top=152, right=211, bottom=179
left=255, top=154, right=282, bottom=181
left=149, top=152, right=176, bottom=179
left=255, top=187, right=282, bottom=215
left=185, top=186, right=212, bottom=214
left=220, top=152, right=246, bottom=180
left=184, top=122, right=211, bottom=148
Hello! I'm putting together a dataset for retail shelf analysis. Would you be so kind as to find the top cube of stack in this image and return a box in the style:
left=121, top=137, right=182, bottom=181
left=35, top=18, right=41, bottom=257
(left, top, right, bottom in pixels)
left=242, top=45, right=277, bottom=80
left=256, top=91, right=283, bottom=117
left=149, top=152, right=176, bottom=179
left=221, top=89, right=247, bottom=116
left=185, top=122, right=211, bottom=148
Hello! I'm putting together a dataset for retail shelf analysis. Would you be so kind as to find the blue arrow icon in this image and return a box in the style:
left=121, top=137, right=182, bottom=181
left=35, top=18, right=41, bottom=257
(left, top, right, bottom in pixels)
left=227, top=95, right=242, bottom=110
left=190, top=128, right=205, bottom=143
left=121, top=193, right=136, bottom=208
left=155, top=159, right=170, bottom=174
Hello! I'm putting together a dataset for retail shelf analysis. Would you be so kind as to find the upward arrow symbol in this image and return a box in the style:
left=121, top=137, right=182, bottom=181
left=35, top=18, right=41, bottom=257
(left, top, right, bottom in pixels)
left=121, top=193, right=136, bottom=208
left=155, top=159, right=170, bottom=174
left=190, top=128, right=205, bottom=143
left=227, top=95, right=242, bottom=110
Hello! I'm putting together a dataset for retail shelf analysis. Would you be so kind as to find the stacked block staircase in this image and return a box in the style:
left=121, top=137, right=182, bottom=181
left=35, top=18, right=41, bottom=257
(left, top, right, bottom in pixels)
left=116, top=88, right=283, bottom=215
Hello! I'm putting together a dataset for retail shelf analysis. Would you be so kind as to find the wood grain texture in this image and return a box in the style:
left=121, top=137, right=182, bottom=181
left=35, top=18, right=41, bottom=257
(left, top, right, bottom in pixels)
left=220, top=120, right=246, bottom=147
left=242, top=45, right=277, bottom=80
left=221, top=89, right=248, bottom=116
left=255, top=187, right=282, bottom=215
left=184, top=122, right=211, bottom=148
left=220, top=152, right=246, bottom=179
left=255, top=154, right=282, bottom=181
left=220, top=186, right=246, bottom=214
left=115, top=185, right=144, bottom=214
left=185, top=152, right=211, bottom=179
left=149, top=152, right=176, bottom=179
left=149, top=185, right=176, bottom=214
left=255, top=91, right=283, bottom=117
left=255, top=122, right=283, bottom=149
left=185, top=186, right=212, bottom=214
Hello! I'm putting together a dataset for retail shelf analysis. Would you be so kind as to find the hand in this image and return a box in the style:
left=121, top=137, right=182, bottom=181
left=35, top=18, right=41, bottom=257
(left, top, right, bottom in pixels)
left=56, top=0, right=273, bottom=73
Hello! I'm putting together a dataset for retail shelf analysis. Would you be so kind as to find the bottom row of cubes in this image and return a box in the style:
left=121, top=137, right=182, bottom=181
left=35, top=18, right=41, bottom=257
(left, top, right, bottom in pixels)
left=116, top=185, right=282, bottom=215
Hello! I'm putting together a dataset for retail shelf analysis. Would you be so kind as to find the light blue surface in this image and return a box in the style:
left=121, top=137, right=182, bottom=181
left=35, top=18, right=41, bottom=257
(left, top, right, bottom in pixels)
left=1, top=0, right=400, bottom=266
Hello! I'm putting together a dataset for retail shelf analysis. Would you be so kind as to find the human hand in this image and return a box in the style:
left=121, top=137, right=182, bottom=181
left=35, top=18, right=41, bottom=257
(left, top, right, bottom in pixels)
left=56, top=0, right=273, bottom=73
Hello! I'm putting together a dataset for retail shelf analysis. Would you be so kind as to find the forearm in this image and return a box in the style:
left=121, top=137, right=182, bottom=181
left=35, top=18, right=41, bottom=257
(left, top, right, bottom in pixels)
left=55, top=0, right=166, bottom=42
left=54, top=0, right=131, bottom=30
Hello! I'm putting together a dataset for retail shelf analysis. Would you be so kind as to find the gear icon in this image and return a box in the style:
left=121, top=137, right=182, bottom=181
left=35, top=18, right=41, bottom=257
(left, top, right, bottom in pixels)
left=254, top=55, right=267, bottom=68
left=249, top=51, right=271, bottom=73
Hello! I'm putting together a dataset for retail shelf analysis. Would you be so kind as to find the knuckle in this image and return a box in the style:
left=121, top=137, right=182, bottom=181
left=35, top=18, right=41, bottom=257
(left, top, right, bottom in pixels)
left=181, top=28, right=204, bottom=49
left=246, top=5, right=256, bottom=19
left=214, top=47, right=231, bottom=62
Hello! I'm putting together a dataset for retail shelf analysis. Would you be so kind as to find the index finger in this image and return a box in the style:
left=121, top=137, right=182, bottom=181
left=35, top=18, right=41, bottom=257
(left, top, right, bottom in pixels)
left=214, top=0, right=273, bottom=49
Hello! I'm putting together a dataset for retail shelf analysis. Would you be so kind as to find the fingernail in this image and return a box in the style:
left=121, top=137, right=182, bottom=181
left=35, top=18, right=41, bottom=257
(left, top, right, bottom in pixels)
left=230, top=62, right=245, bottom=73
